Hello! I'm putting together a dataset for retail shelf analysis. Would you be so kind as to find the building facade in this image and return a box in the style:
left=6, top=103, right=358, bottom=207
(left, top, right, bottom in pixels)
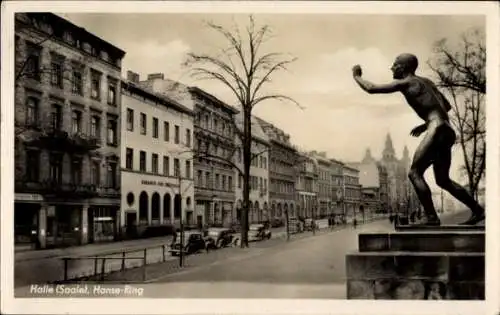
left=14, top=13, right=125, bottom=248
left=189, top=87, right=238, bottom=226
left=257, top=118, right=299, bottom=220
left=295, top=152, right=318, bottom=219
left=120, top=72, right=195, bottom=237
left=330, top=158, right=345, bottom=217
left=309, top=151, right=333, bottom=218
left=341, top=165, right=362, bottom=220
left=234, top=114, right=270, bottom=224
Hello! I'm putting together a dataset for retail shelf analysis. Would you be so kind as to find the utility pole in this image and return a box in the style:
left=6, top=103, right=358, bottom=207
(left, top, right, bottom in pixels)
left=178, top=172, right=184, bottom=268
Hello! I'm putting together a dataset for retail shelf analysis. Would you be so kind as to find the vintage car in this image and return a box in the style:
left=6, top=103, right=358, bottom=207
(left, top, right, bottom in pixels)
left=204, top=228, right=238, bottom=249
left=248, top=224, right=272, bottom=242
left=169, top=231, right=206, bottom=256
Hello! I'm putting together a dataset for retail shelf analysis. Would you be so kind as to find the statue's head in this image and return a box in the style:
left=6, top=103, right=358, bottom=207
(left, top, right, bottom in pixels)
left=391, top=53, right=419, bottom=79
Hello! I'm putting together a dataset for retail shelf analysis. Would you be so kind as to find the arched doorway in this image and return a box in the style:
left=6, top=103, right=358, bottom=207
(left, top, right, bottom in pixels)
left=271, top=203, right=276, bottom=218
left=263, top=202, right=268, bottom=221
left=277, top=203, right=282, bottom=218
left=290, top=203, right=295, bottom=218
left=163, top=193, right=171, bottom=224
left=174, top=194, right=181, bottom=220
left=284, top=203, right=289, bottom=220
left=139, top=191, right=148, bottom=224
left=151, top=192, right=160, bottom=222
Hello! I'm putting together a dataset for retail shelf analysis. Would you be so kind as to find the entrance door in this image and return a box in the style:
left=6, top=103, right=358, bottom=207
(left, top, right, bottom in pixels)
left=196, top=215, right=203, bottom=230
left=126, top=212, right=137, bottom=238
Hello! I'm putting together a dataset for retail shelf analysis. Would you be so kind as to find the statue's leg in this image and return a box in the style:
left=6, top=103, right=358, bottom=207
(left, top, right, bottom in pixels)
left=432, top=128, right=485, bottom=225
left=408, top=128, right=440, bottom=224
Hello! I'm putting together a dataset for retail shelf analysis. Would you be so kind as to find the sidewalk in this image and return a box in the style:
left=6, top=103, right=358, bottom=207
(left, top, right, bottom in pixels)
left=15, top=226, right=288, bottom=262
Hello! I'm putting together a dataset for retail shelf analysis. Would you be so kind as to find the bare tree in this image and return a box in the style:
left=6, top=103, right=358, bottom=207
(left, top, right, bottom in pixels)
left=184, top=16, right=301, bottom=247
left=427, top=27, right=486, bottom=200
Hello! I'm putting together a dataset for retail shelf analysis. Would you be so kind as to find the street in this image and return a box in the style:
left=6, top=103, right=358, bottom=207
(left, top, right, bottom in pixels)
left=14, top=227, right=288, bottom=287
left=13, top=210, right=473, bottom=298
left=136, top=211, right=473, bottom=299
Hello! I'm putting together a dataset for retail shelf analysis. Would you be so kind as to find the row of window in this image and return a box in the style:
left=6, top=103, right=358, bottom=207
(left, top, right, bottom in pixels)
left=236, top=149, right=268, bottom=169
left=24, top=150, right=118, bottom=188
left=344, top=188, right=361, bottom=199
left=23, top=14, right=121, bottom=67
left=196, top=170, right=234, bottom=192
left=126, top=108, right=190, bottom=146
left=25, top=97, right=118, bottom=145
left=237, top=175, right=268, bottom=193
left=195, top=110, right=234, bottom=139
left=24, top=41, right=118, bottom=105
left=269, top=159, right=294, bottom=175
left=125, top=148, right=191, bottom=178
left=195, top=139, right=233, bottom=161
left=270, top=179, right=295, bottom=194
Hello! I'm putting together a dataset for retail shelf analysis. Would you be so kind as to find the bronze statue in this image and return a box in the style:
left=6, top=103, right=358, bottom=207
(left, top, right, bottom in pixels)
left=352, top=53, right=484, bottom=225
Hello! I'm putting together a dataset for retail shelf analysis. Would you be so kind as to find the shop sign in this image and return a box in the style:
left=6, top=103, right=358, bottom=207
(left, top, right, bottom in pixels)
left=15, top=193, right=43, bottom=202
left=141, top=179, right=174, bottom=187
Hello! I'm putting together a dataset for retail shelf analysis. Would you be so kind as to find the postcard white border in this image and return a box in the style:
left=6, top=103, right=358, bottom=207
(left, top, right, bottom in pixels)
left=2, top=1, right=499, bottom=315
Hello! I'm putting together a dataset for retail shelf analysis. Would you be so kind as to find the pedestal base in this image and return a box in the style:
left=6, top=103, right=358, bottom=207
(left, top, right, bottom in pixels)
left=346, top=229, right=485, bottom=300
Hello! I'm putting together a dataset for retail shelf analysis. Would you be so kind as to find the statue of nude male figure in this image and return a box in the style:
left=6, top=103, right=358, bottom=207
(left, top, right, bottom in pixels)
left=352, top=53, right=485, bottom=226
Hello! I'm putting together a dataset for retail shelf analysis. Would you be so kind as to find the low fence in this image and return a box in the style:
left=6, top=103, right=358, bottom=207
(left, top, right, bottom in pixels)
left=56, top=216, right=390, bottom=283
left=59, top=243, right=174, bottom=283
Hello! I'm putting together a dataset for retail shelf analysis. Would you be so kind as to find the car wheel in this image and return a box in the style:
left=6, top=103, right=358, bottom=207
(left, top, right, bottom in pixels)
left=233, top=238, right=240, bottom=247
left=216, top=240, right=223, bottom=249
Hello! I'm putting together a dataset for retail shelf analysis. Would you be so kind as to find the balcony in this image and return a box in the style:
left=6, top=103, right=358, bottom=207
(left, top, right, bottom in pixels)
left=25, top=128, right=102, bottom=153
left=15, top=178, right=119, bottom=199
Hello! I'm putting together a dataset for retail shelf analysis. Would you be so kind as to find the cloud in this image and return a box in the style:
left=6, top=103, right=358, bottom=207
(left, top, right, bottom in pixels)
left=121, top=39, right=192, bottom=81
left=299, top=47, right=395, bottom=94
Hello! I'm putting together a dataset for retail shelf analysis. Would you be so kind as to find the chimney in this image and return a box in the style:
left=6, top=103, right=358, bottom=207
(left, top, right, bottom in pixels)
left=127, top=70, right=140, bottom=83
left=147, top=73, right=165, bottom=80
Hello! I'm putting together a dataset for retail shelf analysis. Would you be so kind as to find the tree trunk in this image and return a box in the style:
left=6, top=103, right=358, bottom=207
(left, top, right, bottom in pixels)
left=240, top=108, right=252, bottom=248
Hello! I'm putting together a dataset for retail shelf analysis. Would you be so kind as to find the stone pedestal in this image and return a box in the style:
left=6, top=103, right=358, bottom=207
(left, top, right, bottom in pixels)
left=346, top=227, right=485, bottom=300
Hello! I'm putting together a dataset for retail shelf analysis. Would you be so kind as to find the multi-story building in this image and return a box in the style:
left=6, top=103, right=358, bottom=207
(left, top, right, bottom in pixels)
left=348, top=149, right=390, bottom=218
left=120, top=71, right=195, bottom=237
left=295, top=152, right=318, bottom=219
left=234, top=114, right=270, bottom=224
left=14, top=13, right=125, bottom=248
left=341, top=164, right=362, bottom=220
left=309, top=151, right=333, bottom=218
left=138, top=75, right=239, bottom=226
left=329, top=158, right=345, bottom=218
left=189, top=86, right=238, bottom=226
left=256, top=118, right=299, bottom=220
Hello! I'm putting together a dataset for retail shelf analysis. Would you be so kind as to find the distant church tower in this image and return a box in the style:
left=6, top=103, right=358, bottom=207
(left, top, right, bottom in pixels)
left=382, top=133, right=396, bottom=161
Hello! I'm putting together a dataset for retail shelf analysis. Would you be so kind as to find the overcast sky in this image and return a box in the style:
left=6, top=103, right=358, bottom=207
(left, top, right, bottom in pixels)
left=61, top=13, right=485, bottom=187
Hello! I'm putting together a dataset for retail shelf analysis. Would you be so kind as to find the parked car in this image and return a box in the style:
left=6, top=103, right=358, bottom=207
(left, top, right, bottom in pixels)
left=304, top=218, right=317, bottom=231
left=270, top=217, right=284, bottom=228
left=204, top=228, right=238, bottom=249
left=169, top=231, right=206, bottom=256
left=248, top=224, right=272, bottom=241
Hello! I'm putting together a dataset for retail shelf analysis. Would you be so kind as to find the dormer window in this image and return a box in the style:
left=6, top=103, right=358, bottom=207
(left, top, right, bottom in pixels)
left=64, top=31, right=75, bottom=45
left=100, top=51, right=109, bottom=62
